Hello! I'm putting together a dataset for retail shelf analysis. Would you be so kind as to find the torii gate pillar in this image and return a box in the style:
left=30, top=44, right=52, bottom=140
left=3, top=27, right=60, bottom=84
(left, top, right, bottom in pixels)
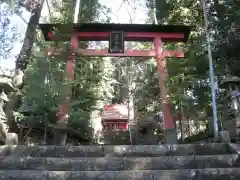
left=154, top=37, right=177, bottom=143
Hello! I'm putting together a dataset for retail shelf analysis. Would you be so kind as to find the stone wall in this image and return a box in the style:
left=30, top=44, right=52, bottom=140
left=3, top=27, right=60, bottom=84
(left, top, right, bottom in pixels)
left=99, top=131, right=130, bottom=145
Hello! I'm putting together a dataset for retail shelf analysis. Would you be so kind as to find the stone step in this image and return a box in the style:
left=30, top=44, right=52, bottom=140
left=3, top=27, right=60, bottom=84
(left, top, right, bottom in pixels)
left=0, top=154, right=239, bottom=171
left=0, top=169, right=239, bottom=180
left=0, top=143, right=235, bottom=157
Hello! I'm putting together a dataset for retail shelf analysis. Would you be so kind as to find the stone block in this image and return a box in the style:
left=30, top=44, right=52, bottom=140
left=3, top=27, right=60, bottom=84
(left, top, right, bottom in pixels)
left=228, top=143, right=240, bottom=154
left=231, top=154, right=240, bottom=167
left=0, top=145, right=24, bottom=156
left=195, top=143, right=229, bottom=155
left=0, top=156, right=46, bottom=170
left=114, top=170, right=153, bottom=180
left=22, top=146, right=56, bottom=157
left=168, top=143, right=228, bottom=156
left=47, top=171, right=72, bottom=180
left=0, top=170, right=48, bottom=180
left=164, top=128, right=178, bottom=144
left=104, top=145, right=170, bottom=157
left=124, top=157, right=152, bottom=170
left=153, top=169, right=195, bottom=180
left=194, top=155, right=234, bottom=169
left=69, top=171, right=115, bottom=180
left=0, top=169, right=239, bottom=180
left=195, top=168, right=240, bottom=180
left=0, top=143, right=231, bottom=157
left=44, top=158, right=72, bottom=171
left=168, top=144, right=195, bottom=156
left=0, top=145, right=56, bottom=157
left=151, top=156, right=195, bottom=170
left=1, top=154, right=237, bottom=171
left=53, top=145, right=104, bottom=157
left=92, top=157, right=124, bottom=171
left=219, top=131, right=231, bottom=143
left=0, top=145, right=104, bottom=157
left=45, top=157, right=93, bottom=171
left=154, top=168, right=240, bottom=180
left=0, top=156, right=124, bottom=171
left=102, top=131, right=130, bottom=145
left=224, top=120, right=237, bottom=139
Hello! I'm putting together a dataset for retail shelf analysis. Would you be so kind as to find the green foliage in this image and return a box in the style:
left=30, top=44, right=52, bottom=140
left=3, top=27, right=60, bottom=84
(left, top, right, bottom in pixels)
left=140, top=0, right=240, bottom=136
left=15, top=0, right=114, bottom=141
left=138, top=0, right=208, bottom=119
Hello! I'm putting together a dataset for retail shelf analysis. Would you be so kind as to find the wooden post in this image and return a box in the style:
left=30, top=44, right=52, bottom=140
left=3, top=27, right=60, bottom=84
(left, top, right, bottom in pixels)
left=53, top=33, right=78, bottom=145
left=154, top=37, right=177, bottom=144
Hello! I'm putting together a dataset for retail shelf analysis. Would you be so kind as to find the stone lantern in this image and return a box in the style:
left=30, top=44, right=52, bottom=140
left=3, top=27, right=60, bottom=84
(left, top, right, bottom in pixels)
left=135, top=112, right=163, bottom=145
left=219, top=72, right=240, bottom=140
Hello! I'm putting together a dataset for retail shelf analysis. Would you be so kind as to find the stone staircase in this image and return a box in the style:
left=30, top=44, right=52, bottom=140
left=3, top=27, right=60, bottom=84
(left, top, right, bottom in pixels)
left=0, top=143, right=240, bottom=179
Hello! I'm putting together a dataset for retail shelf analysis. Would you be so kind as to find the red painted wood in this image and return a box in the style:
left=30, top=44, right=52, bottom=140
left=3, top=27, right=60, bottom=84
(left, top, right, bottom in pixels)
left=47, top=48, right=184, bottom=58
left=57, top=34, right=78, bottom=122
left=102, top=120, right=128, bottom=123
left=48, top=32, right=53, bottom=39
left=103, top=104, right=128, bottom=111
left=103, top=104, right=122, bottom=110
left=102, top=121, right=128, bottom=131
left=54, top=30, right=184, bottom=132
left=154, top=37, right=175, bottom=130
left=48, top=32, right=184, bottom=41
left=78, top=49, right=184, bottom=57
left=57, top=100, right=68, bottom=122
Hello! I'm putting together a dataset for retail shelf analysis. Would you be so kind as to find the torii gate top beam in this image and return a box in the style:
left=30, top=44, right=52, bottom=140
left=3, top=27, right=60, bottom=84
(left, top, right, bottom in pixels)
left=39, top=23, right=191, bottom=42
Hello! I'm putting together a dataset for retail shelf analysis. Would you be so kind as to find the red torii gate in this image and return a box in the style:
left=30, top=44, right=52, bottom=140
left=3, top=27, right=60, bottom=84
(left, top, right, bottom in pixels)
left=39, top=23, right=190, bottom=144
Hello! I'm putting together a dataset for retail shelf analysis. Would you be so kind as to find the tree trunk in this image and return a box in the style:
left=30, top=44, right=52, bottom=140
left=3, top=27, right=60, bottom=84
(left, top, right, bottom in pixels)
left=15, top=4, right=43, bottom=70
left=9, top=3, right=44, bottom=142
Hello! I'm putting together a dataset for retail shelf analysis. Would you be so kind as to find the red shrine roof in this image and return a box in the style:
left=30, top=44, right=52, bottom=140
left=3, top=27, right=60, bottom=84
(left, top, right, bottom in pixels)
left=39, top=23, right=191, bottom=42
left=101, top=104, right=128, bottom=120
